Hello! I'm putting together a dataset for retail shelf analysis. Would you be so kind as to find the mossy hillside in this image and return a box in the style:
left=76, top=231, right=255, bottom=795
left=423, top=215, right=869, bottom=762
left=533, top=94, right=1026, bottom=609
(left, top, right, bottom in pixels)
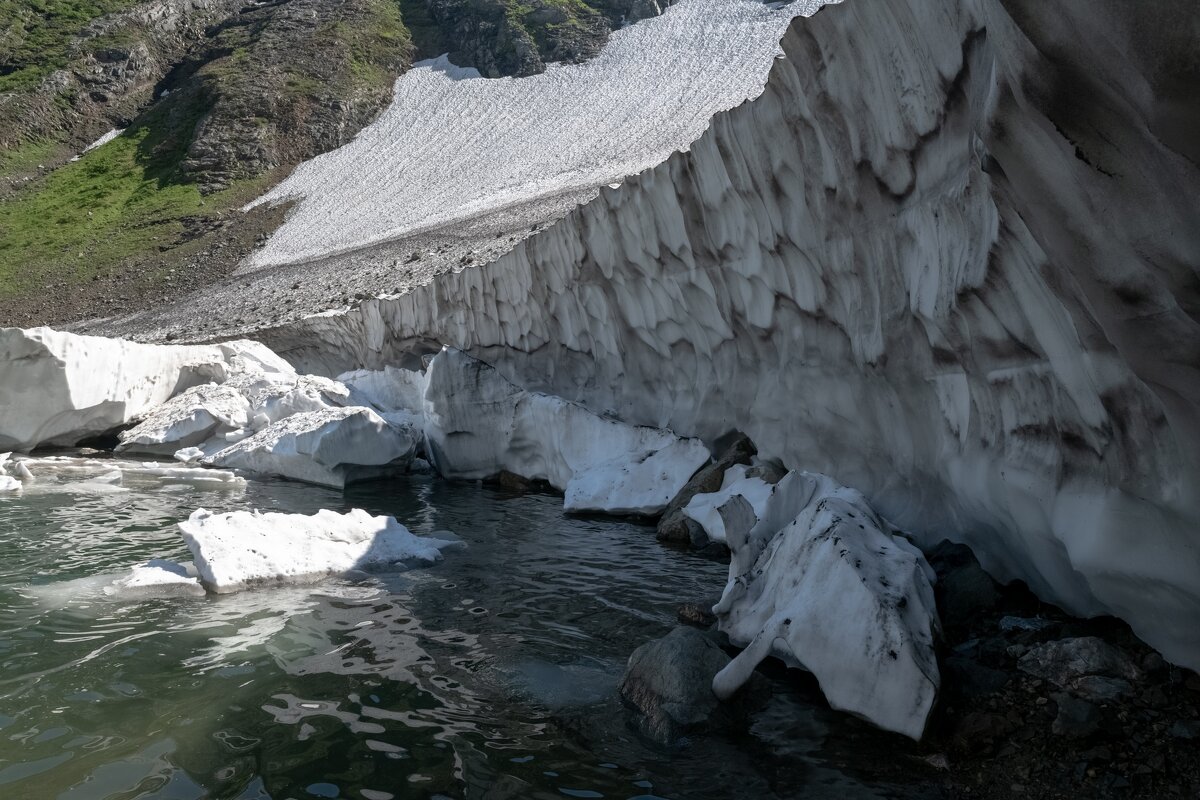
left=0, top=0, right=143, bottom=93
left=0, top=114, right=266, bottom=297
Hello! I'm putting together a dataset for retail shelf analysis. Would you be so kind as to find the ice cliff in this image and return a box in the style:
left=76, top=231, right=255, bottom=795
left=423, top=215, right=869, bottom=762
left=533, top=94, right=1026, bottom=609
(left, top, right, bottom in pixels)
left=260, top=0, right=1200, bottom=669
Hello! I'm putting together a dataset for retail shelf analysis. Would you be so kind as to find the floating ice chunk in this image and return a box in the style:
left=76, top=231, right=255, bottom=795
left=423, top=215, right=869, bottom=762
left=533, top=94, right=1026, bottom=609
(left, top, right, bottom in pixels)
left=0, top=475, right=21, bottom=493
left=682, top=464, right=774, bottom=544
left=206, top=407, right=417, bottom=488
left=0, top=327, right=294, bottom=451
left=178, top=508, right=460, bottom=593
left=711, top=472, right=940, bottom=740
left=10, top=455, right=245, bottom=491
left=104, top=559, right=205, bottom=599
left=423, top=348, right=707, bottom=515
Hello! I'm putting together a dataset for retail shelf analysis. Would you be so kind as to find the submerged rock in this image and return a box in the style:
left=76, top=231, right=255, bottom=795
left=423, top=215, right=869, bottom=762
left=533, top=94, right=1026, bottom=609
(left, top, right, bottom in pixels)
left=711, top=472, right=940, bottom=740
left=178, top=507, right=459, bottom=593
left=619, top=626, right=759, bottom=745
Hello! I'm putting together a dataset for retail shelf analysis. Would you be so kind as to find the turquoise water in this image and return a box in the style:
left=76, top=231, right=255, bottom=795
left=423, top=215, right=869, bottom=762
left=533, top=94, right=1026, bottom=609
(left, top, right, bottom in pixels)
left=0, top=457, right=904, bottom=799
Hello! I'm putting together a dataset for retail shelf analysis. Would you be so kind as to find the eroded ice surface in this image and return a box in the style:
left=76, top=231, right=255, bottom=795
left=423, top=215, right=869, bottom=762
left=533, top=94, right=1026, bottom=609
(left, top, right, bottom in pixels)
left=0, top=327, right=292, bottom=451
left=245, top=0, right=833, bottom=267
left=205, top=407, right=418, bottom=488
left=178, top=508, right=459, bottom=593
left=423, top=348, right=708, bottom=515
left=711, top=472, right=940, bottom=740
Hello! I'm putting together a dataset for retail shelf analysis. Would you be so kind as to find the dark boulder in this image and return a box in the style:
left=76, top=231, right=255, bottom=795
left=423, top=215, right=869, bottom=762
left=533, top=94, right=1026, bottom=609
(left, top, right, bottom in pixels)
left=656, top=432, right=756, bottom=544
left=926, top=540, right=1000, bottom=632
left=618, top=626, right=765, bottom=745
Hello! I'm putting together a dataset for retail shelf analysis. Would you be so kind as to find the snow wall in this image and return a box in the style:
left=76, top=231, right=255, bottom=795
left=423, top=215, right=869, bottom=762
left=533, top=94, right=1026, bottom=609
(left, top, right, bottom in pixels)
left=260, top=0, right=1200, bottom=669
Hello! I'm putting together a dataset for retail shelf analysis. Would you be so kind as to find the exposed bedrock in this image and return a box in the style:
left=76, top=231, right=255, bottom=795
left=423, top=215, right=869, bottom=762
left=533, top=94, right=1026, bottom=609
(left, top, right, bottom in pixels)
left=262, top=0, right=1200, bottom=667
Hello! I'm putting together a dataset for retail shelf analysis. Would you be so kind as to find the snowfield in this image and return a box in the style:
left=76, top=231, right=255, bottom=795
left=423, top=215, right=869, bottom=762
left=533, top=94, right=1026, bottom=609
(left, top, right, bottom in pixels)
left=244, top=0, right=834, bottom=268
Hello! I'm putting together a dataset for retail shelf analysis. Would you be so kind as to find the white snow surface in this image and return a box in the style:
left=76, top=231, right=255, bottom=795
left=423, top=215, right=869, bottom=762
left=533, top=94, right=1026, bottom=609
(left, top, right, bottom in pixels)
left=244, top=0, right=833, bottom=267
left=117, top=372, right=349, bottom=456
left=0, top=327, right=293, bottom=451
left=682, top=464, right=774, bottom=544
left=204, top=406, right=418, bottom=488
left=84, top=128, right=125, bottom=153
left=178, top=508, right=458, bottom=593
left=423, top=348, right=708, bottom=515
left=711, top=471, right=940, bottom=740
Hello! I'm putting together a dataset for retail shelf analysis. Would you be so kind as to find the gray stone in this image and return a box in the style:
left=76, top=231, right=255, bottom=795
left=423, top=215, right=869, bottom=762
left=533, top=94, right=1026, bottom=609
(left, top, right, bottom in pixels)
left=1068, top=675, right=1132, bottom=703
left=1018, top=637, right=1143, bottom=689
left=618, top=626, right=733, bottom=744
left=656, top=432, right=755, bottom=543
left=1051, top=693, right=1101, bottom=738
left=928, top=541, right=1000, bottom=631
left=1167, top=720, right=1200, bottom=740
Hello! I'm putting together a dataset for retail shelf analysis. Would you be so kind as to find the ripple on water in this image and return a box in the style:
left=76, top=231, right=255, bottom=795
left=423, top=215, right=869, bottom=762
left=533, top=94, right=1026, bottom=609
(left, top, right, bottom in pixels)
left=0, top=459, right=901, bottom=799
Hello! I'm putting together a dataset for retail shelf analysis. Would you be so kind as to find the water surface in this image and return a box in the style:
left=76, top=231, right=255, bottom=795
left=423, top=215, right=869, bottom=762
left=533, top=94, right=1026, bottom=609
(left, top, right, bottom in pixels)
left=0, top=457, right=911, bottom=799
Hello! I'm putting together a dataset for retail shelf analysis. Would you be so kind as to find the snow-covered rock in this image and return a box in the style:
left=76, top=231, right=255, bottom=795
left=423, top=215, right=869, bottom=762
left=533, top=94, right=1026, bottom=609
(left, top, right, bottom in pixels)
left=268, top=1, right=1200, bottom=668
left=103, top=559, right=205, bottom=599
left=116, top=372, right=348, bottom=456
left=711, top=472, right=940, bottom=740
left=423, top=348, right=708, bottom=515
left=178, top=508, right=459, bottom=593
left=682, top=464, right=774, bottom=545
left=205, top=406, right=417, bottom=488
left=0, top=327, right=293, bottom=451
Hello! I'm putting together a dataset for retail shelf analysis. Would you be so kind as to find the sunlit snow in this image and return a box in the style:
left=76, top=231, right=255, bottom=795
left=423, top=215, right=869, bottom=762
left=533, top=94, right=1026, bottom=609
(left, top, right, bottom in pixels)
left=244, top=0, right=833, bottom=267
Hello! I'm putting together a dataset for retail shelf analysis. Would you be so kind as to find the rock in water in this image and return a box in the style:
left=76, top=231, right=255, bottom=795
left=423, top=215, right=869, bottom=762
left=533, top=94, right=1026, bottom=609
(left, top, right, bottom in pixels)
left=618, top=626, right=734, bottom=744
left=423, top=348, right=708, bottom=515
left=711, top=473, right=940, bottom=740
left=178, top=508, right=459, bottom=593
left=205, top=407, right=418, bottom=489
left=0, top=327, right=291, bottom=451
left=657, top=432, right=754, bottom=543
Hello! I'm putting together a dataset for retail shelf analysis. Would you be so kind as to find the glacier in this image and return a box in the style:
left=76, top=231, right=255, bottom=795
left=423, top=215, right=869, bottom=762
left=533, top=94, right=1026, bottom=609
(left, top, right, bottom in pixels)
left=255, top=0, right=1200, bottom=670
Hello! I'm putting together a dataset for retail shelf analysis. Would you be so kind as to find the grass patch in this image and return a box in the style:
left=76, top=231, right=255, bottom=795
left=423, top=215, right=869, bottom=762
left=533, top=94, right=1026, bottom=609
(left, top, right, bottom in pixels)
left=0, top=139, right=61, bottom=182
left=0, top=122, right=265, bottom=298
left=0, top=0, right=143, bottom=93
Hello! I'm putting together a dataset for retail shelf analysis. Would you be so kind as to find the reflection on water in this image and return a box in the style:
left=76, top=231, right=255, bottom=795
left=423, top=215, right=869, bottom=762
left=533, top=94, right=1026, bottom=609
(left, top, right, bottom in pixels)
left=0, top=457, right=916, bottom=799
